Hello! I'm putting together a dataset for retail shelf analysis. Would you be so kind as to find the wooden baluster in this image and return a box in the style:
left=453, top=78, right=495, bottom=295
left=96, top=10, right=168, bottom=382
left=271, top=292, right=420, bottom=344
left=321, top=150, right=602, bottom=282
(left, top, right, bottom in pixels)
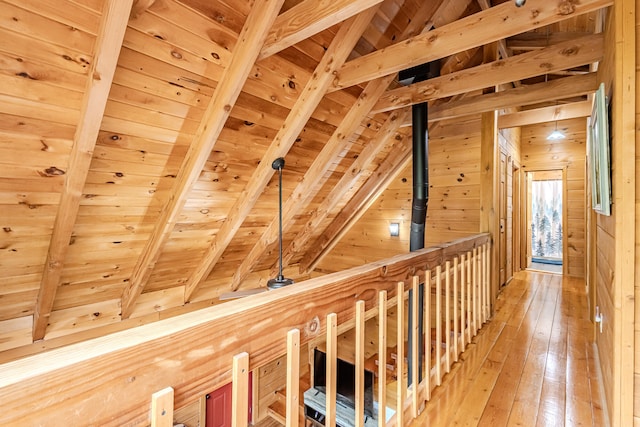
left=326, top=313, right=337, bottom=427
left=286, top=329, right=300, bottom=427
left=460, top=254, right=466, bottom=351
left=435, top=265, right=442, bottom=386
left=485, top=243, right=491, bottom=319
left=355, top=301, right=365, bottom=427
left=445, top=261, right=451, bottom=373
left=479, top=245, right=485, bottom=325
left=472, top=247, right=478, bottom=336
left=396, top=282, right=405, bottom=427
left=378, top=291, right=387, bottom=427
left=453, top=257, right=459, bottom=361
left=151, top=387, right=174, bottom=427
left=424, top=270, right=431, bottom=401
left=466, top=251, right=472, bottom=343
left=232, top=352, right=249, bottom=427
left=411, top=276, right=419, bottom=419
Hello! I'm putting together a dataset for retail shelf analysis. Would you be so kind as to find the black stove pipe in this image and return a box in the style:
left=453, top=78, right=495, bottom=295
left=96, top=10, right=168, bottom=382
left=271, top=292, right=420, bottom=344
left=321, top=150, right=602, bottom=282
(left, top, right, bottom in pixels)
left=410, top=102, right=429, bottom=252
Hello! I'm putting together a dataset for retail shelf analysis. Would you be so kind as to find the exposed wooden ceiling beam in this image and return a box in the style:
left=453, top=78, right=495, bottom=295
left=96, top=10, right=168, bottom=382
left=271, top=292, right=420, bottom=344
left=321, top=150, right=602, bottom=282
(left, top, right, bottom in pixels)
left=300, top=135, right=412, bottom=274
left=229, top=1, right=444, bottom=291
left=425, top=73, right=598, bottom=123
left=498, top=100, right=592, bottom=128
left=183, top=6, right=381, bottom=301
left=332, top=0, right=613, bottom=90
left=372, top=34, right=603, bottom=114
left=507, top=31, right=593, bottom=51
left=476, top=0, right=510, bottom=60
left=119, top=0, right=286, bottom=319
left=259, top=0, right=384, bottom=59
left=32, top=0, right=134, bottom=341
left=278, top=108, right=411, bottom=275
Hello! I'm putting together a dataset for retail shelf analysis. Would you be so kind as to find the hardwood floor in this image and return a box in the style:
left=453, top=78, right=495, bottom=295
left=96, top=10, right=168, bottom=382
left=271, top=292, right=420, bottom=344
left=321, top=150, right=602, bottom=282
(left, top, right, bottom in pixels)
left=412, top=270, right=607, bottom=426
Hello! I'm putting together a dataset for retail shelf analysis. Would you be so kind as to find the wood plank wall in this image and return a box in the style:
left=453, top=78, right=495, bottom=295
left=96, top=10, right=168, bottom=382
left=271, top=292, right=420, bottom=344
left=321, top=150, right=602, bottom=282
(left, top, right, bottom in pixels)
left=634, top=0, right=640, bottom=423
left=520, top=117, right=587, bottom=278
left=317, top=115, right=484, bottom=272
left=589, top=4, right=637, bottom=425
left=589, top=9, right=616, bottom=421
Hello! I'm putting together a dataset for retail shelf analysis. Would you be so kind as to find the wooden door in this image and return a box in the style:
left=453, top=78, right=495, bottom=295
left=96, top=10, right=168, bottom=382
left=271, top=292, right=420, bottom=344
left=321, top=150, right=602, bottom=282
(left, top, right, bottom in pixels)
left=206, top=373, right=252, bottom=427
left=499, top=152, right=507, bottom=287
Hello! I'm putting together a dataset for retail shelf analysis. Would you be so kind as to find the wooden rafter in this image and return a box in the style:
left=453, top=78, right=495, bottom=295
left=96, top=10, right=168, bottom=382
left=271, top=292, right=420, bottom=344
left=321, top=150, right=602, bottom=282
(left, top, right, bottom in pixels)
left=372, top=34, right=603, bottom=114
left=259, top=0, right=385, bottom=59
left=229, top=1, right=445, bottom=291
left=476, top=0, right=510, bottom=60
left=507, top=31, right=593, bottom=51
left=333, top=0, right=613, bottom=90
left=120, top=0, right=286, bottom=319
left=183, top=6, right=381, bottom=301
left=300, top=136, right=412, bottom=273
left=278, top=108, right=411, bottom=274
left=32, top=0, right=134, bottom=341
left=498, top=100, right=592, bottom=129
left=425, top=73, right=598, bottom=123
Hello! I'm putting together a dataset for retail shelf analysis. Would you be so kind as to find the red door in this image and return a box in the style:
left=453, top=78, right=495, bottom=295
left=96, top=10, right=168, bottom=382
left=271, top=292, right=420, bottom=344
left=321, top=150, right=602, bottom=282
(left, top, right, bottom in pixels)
left=205, top=373, right=252, bottom=427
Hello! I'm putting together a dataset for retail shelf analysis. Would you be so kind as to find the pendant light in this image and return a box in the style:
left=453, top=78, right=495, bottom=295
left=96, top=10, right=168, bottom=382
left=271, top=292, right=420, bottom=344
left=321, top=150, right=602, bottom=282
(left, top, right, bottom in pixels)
left=267, top=157, right=294, bottom=290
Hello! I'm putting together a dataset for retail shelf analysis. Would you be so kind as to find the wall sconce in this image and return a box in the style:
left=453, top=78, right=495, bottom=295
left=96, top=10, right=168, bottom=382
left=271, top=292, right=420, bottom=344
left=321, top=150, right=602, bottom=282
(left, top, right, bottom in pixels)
left=389, top=222, right=400, bottom=237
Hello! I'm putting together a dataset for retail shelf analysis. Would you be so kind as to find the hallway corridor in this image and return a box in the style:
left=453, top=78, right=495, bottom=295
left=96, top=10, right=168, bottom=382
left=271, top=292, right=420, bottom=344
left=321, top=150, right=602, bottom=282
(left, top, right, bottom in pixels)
left=414, top=271, right=606, bottom=426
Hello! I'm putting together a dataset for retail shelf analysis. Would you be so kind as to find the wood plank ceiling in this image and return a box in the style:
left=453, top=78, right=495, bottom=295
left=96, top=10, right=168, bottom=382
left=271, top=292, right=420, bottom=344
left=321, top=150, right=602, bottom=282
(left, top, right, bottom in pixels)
left=0, top=0, right=609, bottom=354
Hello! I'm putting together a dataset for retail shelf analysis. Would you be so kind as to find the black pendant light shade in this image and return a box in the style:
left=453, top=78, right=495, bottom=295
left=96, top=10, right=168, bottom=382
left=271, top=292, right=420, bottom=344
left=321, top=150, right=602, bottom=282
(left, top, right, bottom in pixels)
left=267, top=157, right=294, bottom=290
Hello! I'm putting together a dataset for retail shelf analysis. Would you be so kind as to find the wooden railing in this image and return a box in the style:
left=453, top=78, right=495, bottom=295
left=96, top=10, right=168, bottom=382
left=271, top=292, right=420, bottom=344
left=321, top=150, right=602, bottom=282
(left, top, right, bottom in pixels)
left=0, top=233, right=490, bottom=426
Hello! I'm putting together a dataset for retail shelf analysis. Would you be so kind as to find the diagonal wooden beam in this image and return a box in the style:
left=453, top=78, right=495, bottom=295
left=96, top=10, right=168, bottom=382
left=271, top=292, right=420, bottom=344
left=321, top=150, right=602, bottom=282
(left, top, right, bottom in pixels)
left=229, top=1, right=445, bottom=291
left=119, top=0, right=286, bottom=319
left=278, top=108, right=411, bottom=274
left=425, top=73, right=598, bottom=123
left=183, top=6, right=381, bottom=301
left=32, top=0, right=134, bottom=341
left=507, top=31, right=593, bottom=51
left=332, top=0, right=613, bottom=90
left=229, top=77, right=394, bottom=291
left=476, top=0, right=510, bottom=60
left=300, top=135, right=413, bottom=274
left=372, top=33, right=603, bottom=114
left=498, top=100, right=592, bottom=129
left=259, top=0, right=384, bottom=60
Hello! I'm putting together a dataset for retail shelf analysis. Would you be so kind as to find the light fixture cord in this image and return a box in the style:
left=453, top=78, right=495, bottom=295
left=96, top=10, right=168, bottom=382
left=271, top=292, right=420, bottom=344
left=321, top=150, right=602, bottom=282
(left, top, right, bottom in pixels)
left=277, top=165, right=284, bottom=279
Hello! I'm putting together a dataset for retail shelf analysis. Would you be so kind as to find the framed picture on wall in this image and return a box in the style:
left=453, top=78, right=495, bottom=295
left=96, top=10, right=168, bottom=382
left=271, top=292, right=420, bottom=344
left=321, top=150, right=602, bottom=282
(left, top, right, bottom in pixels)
left=588, top=82, right=611, bottom=216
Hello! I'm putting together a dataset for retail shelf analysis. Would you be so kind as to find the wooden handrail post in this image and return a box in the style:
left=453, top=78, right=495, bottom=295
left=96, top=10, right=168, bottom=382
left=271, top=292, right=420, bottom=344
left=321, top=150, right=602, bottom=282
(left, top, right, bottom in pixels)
left=453, top=257, right=459, bottom=361
left=378, top=291, right=387, bottom=427
left=424, top=270, right=431, bottom=401
left=460, top=254, right=466, bottom=351
left=466, top=251, right=472, bottom=343
left=445, top=261, right=451, bottom=373
left=435, top=266, right=442, bottom=385
left=396, top=282, right=405, bottom=427
left=411, top=276, right=419, bottom=418
left=286, top=329, right=300, bottom=427
left=232, top=352, right=249, bottom=427
left=355, top=301, right=365, bottom=427
left=151, top=387, right=174, bottom=427
left=326, top=313, right=337, bottom=427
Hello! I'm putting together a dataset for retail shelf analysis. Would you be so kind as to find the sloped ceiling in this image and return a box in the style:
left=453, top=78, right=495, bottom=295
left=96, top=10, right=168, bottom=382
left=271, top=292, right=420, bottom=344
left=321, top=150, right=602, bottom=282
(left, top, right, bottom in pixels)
left=0, top=0, right=608, bottom=355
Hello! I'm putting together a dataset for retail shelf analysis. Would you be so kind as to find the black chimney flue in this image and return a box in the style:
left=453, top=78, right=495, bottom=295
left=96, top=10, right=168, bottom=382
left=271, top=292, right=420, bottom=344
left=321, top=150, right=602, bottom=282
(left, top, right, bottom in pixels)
left=398, top=60, right=439, bottom=251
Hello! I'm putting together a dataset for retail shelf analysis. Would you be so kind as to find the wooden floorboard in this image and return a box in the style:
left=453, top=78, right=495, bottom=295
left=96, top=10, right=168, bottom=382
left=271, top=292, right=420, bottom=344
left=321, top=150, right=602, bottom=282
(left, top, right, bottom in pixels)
left=411, top=270, right=607, bottom=427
